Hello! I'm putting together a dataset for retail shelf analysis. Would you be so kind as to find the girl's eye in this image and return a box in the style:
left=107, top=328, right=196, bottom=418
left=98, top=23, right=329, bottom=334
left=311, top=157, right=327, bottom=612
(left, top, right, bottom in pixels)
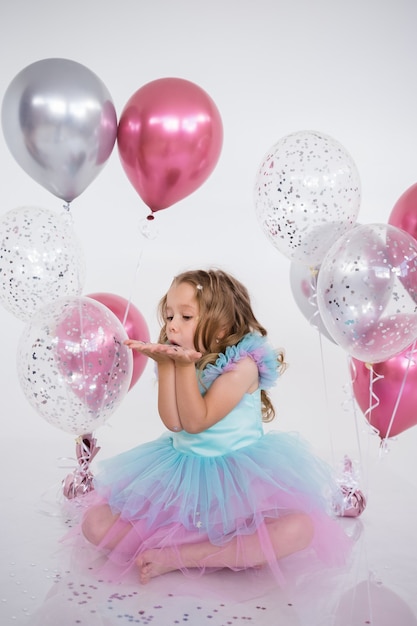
left=165, top=314, right=193, bottom=322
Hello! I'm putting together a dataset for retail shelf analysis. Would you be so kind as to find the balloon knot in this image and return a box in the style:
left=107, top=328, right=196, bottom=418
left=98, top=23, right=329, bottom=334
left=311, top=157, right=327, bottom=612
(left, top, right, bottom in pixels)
left=334, top=455, right=367, bottom=517
left=62, top=434, right=101, bottom=500
left=147, top=213, right=155, bottom=221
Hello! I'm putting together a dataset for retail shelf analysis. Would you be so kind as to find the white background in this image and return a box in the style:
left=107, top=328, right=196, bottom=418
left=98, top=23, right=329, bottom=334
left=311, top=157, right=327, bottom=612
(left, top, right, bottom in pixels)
left=1, top=0, right=417, bottom=470
left=1, top=1, right=417, bottom=623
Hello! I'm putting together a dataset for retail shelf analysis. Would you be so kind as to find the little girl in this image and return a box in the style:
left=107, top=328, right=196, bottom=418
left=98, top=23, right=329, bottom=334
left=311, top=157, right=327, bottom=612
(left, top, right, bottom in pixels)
left=81, top=268, right=351, bottom=584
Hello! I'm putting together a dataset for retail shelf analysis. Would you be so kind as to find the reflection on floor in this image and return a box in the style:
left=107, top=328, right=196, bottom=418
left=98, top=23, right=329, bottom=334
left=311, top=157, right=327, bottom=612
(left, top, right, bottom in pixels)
left=1, top=437, right=416, bottom=626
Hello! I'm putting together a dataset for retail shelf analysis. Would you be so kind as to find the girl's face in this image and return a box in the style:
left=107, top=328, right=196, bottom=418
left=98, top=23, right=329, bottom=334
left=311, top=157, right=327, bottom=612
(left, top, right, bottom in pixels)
left=164, top=281, right=200, bottom=350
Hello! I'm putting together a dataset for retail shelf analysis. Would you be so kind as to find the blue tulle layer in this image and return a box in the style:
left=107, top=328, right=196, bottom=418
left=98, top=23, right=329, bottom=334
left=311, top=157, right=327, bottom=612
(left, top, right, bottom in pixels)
left=82, top=430, right=351, bottom=582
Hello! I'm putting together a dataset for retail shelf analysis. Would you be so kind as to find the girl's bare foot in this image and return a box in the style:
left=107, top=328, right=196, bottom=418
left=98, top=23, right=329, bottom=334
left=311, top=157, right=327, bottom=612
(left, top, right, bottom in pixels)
left=137, top=548, right=179, bottom=584
left=136, top=514, right=313, bottom=584
left=137, top=547, right=265, bottom=584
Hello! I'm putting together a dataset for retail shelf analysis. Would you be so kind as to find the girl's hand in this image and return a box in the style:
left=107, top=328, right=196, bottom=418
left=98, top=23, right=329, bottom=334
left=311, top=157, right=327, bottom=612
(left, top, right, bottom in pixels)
left=124, top=340, right=173, bottom=363
left=166, top=344, right=202, bottom=366
left=124, top=340, right=201, bottom=365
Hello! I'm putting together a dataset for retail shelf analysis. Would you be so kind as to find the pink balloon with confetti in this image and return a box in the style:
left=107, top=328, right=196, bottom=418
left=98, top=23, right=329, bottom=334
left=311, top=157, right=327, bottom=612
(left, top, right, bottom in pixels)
left=17, top=296, right=133, bottom=435
left=87, top=292, right=150, bottom=390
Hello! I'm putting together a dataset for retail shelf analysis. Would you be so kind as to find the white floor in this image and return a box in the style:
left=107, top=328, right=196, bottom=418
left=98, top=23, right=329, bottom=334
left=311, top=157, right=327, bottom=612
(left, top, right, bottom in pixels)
left=1, top=434, right=417, bottom=626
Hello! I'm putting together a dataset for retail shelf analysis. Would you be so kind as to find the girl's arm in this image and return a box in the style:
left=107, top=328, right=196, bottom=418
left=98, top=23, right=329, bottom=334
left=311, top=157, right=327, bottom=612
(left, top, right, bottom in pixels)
left=124, top=340, right=200, bottom=432
left=174, top=356, right=259, bottom=434
left=125, top=340, right=258, bottom=434
left=156, top=361, right=182, bottom=431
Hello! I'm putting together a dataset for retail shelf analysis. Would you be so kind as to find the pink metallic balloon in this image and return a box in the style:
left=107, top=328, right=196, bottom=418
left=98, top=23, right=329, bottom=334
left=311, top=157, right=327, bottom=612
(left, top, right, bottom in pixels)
left=388, top=184, right=417, bottom=302
left=389, top=182, right=417, bottom=240
left=351, top=343, right=417, bottom=438
left=117, top=78, right=223, bottom=213
left=87, top=292, right=150, bottom=390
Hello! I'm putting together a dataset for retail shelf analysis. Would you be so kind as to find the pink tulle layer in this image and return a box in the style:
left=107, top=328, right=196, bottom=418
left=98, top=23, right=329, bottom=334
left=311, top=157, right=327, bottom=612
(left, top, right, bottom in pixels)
left=65, top=431, right=352, bottom=586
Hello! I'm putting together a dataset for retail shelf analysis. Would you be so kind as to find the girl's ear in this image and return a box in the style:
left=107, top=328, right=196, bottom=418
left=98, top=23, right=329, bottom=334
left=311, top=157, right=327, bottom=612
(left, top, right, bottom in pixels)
left=216, top=325, right=228, bottom=341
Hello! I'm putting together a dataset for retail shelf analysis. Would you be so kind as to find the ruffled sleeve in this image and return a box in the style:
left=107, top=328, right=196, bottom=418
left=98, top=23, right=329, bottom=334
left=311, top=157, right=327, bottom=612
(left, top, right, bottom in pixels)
left=200, top=333, right=280, bottom=390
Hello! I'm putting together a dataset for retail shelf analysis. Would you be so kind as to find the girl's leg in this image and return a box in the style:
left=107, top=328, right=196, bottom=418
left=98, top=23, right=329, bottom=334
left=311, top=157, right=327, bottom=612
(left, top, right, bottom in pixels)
left=82, top=503, right=131, bottom=549
left=137, top=512, right=314, bottom=584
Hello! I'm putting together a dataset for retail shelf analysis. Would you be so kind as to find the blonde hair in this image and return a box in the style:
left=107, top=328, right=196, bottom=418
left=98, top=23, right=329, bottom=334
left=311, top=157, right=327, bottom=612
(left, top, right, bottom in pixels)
left=158, top=269, right=286, bottom=422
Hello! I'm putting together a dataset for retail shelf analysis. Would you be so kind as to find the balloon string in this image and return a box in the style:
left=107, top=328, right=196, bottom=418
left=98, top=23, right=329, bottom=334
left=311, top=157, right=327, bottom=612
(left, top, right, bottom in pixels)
left=305, top=288, right=367, bottom=518
left=307, top=268, right=335, bottom=460
left=345, top=360, right=374, bottom=620
left=347, top=357, right=372, bottom=498
left=364, top=363, right=384, bottom=429
left=381, top=339, right=417, bottom=446
left=77, top=298, right=114, bottom=420
left=306, top=266, right=321, bottom=330
left=77, top=298, right=122, bottom=420
left=77, top=298, right=89, bottom=409
left=94, top=334, right=125, bottom=419
left=122, top=219, right=155, bottom=329
left=316, top=319, right=336, bottom=465
left=122, top=240, right=146, bottom=327
left=345, top=357, right=364, bottom=460
left=60, top=202, right=74, bottom=227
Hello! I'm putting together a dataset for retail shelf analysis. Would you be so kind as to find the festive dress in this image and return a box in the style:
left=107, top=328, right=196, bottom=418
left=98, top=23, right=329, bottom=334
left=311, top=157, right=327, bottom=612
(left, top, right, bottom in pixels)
left=78, top=332, right=351, bottom=584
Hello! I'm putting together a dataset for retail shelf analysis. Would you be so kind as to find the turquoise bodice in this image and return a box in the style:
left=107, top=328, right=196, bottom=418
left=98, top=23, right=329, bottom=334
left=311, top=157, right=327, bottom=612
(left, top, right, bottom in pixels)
left=172, top=390, right=264, bottom=457
left=171, top=333, right=279, bottom=457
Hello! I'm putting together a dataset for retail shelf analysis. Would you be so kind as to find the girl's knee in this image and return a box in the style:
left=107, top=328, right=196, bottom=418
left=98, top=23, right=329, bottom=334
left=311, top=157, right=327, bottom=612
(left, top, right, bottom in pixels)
left=291, top=512, right=314, bottom=550
left=81, top=504, right=115, bottom=546
left=269, top=512, right=314, bottom=553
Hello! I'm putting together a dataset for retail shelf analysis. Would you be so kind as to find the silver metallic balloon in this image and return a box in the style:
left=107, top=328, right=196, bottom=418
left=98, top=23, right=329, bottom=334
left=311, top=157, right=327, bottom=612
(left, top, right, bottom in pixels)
left=2, top=58, right=117, bottom=203
left=289, top=262, right=335, bottom=343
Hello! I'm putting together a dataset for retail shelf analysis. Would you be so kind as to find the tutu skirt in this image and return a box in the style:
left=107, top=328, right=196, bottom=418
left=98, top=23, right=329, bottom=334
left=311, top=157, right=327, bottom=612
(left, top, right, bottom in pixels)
left=75, top=430, right=352, bottom=584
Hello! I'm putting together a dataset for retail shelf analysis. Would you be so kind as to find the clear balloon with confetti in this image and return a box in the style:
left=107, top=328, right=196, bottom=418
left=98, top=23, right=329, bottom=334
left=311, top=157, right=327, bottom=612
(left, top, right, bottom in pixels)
left=0, top=206, right=85, bottom=322
left=317, top=223, right=417, bottom=363
left=17, top=296, right=133, bottom=435
left=254, top=130, right=361, bottom=266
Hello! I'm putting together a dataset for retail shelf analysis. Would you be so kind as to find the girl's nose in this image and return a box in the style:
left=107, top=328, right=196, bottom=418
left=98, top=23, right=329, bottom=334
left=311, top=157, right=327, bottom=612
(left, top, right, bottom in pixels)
left=167, top=317, right=177, bottom=331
